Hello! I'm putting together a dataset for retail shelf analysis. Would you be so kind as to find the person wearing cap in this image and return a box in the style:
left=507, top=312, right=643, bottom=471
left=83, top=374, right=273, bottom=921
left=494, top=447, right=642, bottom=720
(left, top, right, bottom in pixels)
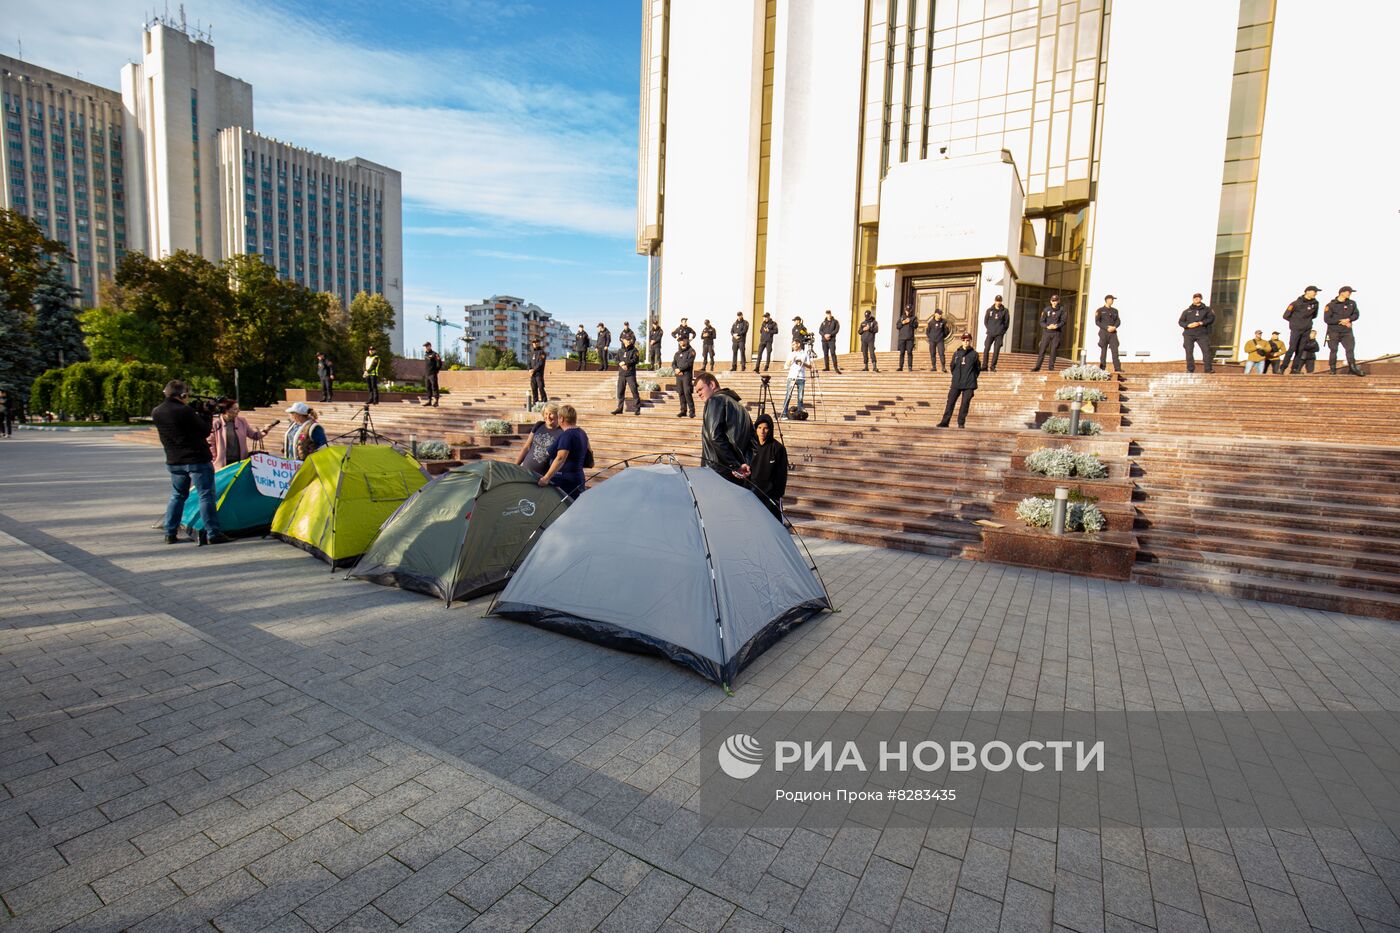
left=982, top=295, right=1009, bottom=372
left=671, top=317, right=696, bottom=345
left=611, top=331, right=642, bottom=416
left=1095, top=296, right=1122, bottom=372
left=362, top=346, right=382, bottom=404
left=819, top=310, right=842, bottom=373
left=619, top=321, right=636, bottom=344
left=936, top=333, right=980, bottom=429
left=1243, top=330, right=1270, bottom=375
left=700, top=319, right=717, bottom=370
left=858, top=309, right=880, bottom=372
left=757, top=312, right=779, bottom=372
left=648, top=320, right=663, bottom=365
left=283, top=401, right=327, bottom=460
left=1280, top=285, right=1321, bottom=374
left=673, top=334, right=697, bottom=417
left=1324, top=286, right=1363, bottom=376
left=791, top=315, right=811, bottom=346
left=595, top=323, right=612, bottom=371
left=528, top=339, right=549, bottom=406
left=152, top=380, right=227, bottom=546
left=572, top=325, right=591, bottom=368
left=421, top=341, right=442, bottom=406
left=925, top=308, right=951, bottom=372
left=896, top=303, right=918, bottom=371
left=1032, top=294, right=1066, bottom=372
left=1178, top=293, right=1215, bottom=373
left=1264, top=331, right=1286, bottom=374
left=315, top=351, right=335, bottom=402
left=730, top=311, right=749, bottom=371
left=1300, top=329, right=1321, bottom=373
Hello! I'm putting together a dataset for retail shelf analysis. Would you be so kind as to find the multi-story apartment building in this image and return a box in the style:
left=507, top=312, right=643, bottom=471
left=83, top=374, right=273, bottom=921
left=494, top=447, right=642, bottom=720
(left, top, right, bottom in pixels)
left=465, top=295, right=572, bottom=361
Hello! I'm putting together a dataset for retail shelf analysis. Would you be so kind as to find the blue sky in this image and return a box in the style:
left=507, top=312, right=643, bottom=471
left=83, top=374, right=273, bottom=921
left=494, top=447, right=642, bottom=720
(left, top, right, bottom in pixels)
left=9, top=0, right=645, bottom=355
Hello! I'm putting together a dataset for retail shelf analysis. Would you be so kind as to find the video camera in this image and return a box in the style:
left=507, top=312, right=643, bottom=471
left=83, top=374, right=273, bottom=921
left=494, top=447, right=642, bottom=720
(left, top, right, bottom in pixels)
left=186, top=394, right=225, bottom=432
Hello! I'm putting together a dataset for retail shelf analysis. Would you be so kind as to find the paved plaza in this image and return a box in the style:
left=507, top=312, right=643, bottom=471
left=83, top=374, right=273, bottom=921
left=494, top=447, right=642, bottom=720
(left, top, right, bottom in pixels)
left=2, top=434, right=1399, bottom=932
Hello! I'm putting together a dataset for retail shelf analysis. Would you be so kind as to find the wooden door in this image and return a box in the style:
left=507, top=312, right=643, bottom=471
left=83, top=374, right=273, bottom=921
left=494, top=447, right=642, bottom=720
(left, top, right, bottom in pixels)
left=905, top=278, right=977, bottom=357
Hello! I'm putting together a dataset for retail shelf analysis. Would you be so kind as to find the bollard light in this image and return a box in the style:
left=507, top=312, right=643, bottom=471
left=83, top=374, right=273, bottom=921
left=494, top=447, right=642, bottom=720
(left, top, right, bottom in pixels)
left=1069, top=390, right=1083, bottom=437
left=409, top=433, right=418, bottom=458
left=1051, top=486, right=1069, bottom=535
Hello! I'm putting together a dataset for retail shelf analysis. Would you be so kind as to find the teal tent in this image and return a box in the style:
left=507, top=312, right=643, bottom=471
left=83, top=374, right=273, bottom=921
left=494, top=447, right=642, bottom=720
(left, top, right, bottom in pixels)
left=181, top=458, right=282, bottom=538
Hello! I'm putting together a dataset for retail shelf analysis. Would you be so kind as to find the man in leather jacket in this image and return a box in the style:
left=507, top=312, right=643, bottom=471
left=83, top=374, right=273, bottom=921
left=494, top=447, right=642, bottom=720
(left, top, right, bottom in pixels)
left=696, top=372, right=755, bottom=485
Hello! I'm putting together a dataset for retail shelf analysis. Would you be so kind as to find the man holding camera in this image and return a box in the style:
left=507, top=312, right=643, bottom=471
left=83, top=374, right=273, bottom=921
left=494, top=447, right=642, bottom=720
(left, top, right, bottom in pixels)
left=780, top=338, right=814, bottom=419
left=152, top=380, right=229, bottom=546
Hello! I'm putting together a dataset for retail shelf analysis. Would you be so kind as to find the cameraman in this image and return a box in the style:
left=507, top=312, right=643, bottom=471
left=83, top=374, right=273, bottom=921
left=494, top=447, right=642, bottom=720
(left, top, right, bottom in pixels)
left=780, top=338, right=813, bottom=419
left=152, top=381, right=229, bottom=546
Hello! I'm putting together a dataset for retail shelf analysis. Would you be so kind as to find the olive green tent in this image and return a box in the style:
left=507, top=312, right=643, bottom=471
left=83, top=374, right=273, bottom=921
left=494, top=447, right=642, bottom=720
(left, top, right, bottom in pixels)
left=347, top=461, right=567, bottom=605
left=270, top=444, right=427, bottom=567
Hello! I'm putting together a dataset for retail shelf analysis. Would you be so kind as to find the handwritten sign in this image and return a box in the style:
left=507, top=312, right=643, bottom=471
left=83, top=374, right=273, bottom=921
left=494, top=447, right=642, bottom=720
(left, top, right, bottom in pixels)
left=249, top=452, right=301, bottom=499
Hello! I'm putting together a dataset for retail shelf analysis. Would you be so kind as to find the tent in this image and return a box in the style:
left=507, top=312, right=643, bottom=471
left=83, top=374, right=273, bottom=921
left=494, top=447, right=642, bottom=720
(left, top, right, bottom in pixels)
left=270, top=444, right=427, bottom=567
left=492, top=463, right=831, bottom=688
left=180, top=456, right=281, bottom=538
left=348, top=461, right=568, bottom=604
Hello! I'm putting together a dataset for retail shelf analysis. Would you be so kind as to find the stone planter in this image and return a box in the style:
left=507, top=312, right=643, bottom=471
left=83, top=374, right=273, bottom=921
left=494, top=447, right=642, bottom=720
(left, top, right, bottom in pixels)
left=422, top=459, right=464, bottom=476
left=1001, top=468, right=1135, bottom=504
left=991, top=493, right=1136, bottom=532
left=980, top=524, right=1138, bottom=580
left=1034, top=410, right=1122, bottom=432
left=1014, top=433, right=1131, bottom=459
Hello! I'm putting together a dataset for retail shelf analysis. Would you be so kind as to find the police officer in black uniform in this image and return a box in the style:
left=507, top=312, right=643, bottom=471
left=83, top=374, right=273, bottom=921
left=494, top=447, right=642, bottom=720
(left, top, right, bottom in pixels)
left=619, top=321, right=636, bottom=345
left=1032, top=294, right=1066, bottom=372
left=422, top=341, right=442, bottom=406
left=936, top=333, right=980, bottom=429
left=730, top=312, right=749, bottom=371
left=1095, top=295, right=1121, bottom=372
left=757, top=312, right=779, bottom=371
left=791, top=316, right=811, bottom=345
left=596, top=323, right=612, bottom=371
left=982, top=295, right=1009, bottom=372
left=1178, top=293, right=1215, bottom=372
left=316, top=352, right=335, bottom=402
left=700, top=320, right=717, bottom=370
left=1324, top=286, right=1363, bottom=376
left=926, top=308, right=950, bottom=372
left=858, top=309, right=879, bottom=371
left=672, top=317, right=696, bottom=345
left=896, top=304, right=918, bottom=371
left=528, top=340, right=548, bottom=406
left=573, top=325, right=591, bottom=368
left=1279, top=286, right=1320, bottom=374
left=819, top=310, right=841, bottom=373
left=673, top=335, right=697, bottom=417
left=610, top=333, right=642, bottom=415
left=648, top=320, right=663, bottom=365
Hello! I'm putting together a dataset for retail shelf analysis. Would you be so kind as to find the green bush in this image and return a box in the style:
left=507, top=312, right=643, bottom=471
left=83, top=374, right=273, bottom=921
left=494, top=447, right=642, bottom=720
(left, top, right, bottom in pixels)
left=1041, top=416, right=1101, bottom=436
left=1014, top=496, right=1107, bottom=533
left=30, top=368, right=64, bottom=416
left=104, top=362, right=170, bottom=421
left=57, top=361, right=118, bottom=420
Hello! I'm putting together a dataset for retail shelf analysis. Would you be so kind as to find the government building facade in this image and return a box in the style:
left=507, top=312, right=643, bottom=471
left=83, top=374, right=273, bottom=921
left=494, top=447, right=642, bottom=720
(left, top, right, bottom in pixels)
left=636, top=0, right=1395, bottom=364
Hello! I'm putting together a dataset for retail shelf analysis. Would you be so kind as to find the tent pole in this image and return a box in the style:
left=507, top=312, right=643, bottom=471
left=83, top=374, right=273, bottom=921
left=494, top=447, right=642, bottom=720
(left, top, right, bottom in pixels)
left=675, top=461, right=729, bottom=687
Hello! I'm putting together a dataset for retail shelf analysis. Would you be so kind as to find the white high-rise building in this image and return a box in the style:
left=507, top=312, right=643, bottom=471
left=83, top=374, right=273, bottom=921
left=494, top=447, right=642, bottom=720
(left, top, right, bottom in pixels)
left=638, top=0, right=1398, bottom=364
left=465, top=295, right=572, bottom=361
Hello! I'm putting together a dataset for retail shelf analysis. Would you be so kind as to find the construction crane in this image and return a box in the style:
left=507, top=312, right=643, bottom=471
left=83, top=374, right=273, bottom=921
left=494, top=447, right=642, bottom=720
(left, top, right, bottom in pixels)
left=424, top=306, right=462, bottom=355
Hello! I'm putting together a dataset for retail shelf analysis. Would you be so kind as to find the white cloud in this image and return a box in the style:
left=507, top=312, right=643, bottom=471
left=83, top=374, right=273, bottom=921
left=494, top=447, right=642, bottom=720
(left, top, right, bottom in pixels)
left=472, top=249, right=583, bottom=267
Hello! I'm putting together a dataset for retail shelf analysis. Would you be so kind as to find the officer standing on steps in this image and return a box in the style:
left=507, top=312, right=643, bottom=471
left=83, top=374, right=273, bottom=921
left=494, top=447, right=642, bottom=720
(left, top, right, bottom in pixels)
left=1095, top=295, right=1122, bottom=372
left=936, top=333, right=980, bottom=429
left=1032, top=294, right=1065, bottom=372
left=316, top=352, right=336, bottom=402
left=422, top=342, right=442, bottom=406
left=730, top=312, right=749, bottom=371
left=610, top=332, right=642, bottom=415
left=573, top=325, right=591, bottom=368
left=596, top=323, right=612, bottom=371
left=926, top=308, right=950, bottom=372
left=791, top=316, right=810, bottom=345
left=1178, top=292, right=1215, bottom=373
left=673, top=335, right=697, bottom=418
left=672, top=317, right=696, bottom=345
left=528, top=340, right=548, bottom=406
left=757, top=312, right=779, bottom=371
left=1280, top=285, right=1320, bottom=374
left=896, top=304, right=918, bottom=371
left=1325, top=285, right=1364, bottom=376
left=700, top=320, right=717, bottom=370
left=363, top=346, right=382, bottom=404
left=859, top=309, right=880, bottom=371
left=619, top=321, right=636, bottom=345
left=648, top=320, right=663, bottom=365
left=819, top=309, right=842, bottom=373
left=982, top=296, right=1009, bottom=372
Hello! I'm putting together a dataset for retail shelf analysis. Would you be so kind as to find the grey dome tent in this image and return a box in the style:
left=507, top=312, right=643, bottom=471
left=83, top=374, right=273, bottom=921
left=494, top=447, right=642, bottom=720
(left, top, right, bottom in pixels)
left=348, top=461, right=568, bottom=605
left=491, top=462, right=831, bottom=688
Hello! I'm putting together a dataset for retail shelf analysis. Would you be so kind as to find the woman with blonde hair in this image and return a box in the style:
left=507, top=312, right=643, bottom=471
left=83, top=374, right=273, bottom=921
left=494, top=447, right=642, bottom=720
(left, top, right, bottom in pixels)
left=537, top=404, right=590, bottom=497
left=518, top=401, right=563, bottom=476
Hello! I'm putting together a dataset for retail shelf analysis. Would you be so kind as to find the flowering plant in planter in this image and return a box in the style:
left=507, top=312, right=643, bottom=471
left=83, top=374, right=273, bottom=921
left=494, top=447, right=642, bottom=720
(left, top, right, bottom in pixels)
left=1024, top=447, right=1109, bottom=479
left=1059, top=364, right=1112, bottom=381
left=415, top=440, right=452, bottom=461
left=639, top=380, right=661, bottom=393
left=1053, top=385, right=1107, bottom=402
left=654, top=366, right=676, bottom=377
left=1014, top=496, right=1107, bottom=533
left=1041, top=416, right=1102, bottom=436
left=477, top=418, right=511, bottom=435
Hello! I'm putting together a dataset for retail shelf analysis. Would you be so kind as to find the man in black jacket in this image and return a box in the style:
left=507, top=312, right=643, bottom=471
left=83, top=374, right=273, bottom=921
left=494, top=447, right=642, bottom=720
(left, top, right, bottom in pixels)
left=152, top=380, right=229, bottom=546
left=619, top=321, right=636, bottom=344
left=596, top=323, right=612, bottom=370
left=422, top=342, right=442, bottom=406
left=896, top=305, right=918, bottom=371
left=672, top=317, right=696, bottom=344
left=611, top=333, right=642, bottom=415
left=528, top=340, right=548, bottom=405
left=1095, top=296, right=1121, bottom=372
left=756, top=312, right=779, bottom=371
left=982, top=296, right=1009, bottom=371
left=1280, top=285, right=1320, bottom=374
left=1324, top=285, right=1363, bottom=375
left=730, top=312, right=749, bottom=371
left=648, top=321, right=663, bottom=365
left=936, top=334, right=980, bottom=429
left=316, top=352, right=335, bottom=402
left=673, top=335, right=697, bottom=418
left=696, top=372, right=755, bottom=485
left=818, top=310, right=841, bottom=373
left=573, top=326, right=591, bottom=367
left=1032, top=294, right=1066, bottom=372
left=926, top=309, right=950, bottom=372
left=749, top=413, right=788, bottom=522
left=1179, top=292, right=1215, bottom=373
left=858, top=309, right=879, bottom=371
left=700, top=320, right=717, bottom=369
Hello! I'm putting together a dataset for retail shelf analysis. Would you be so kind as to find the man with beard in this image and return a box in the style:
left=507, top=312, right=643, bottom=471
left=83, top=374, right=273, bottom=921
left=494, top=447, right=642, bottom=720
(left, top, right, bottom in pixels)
left=696, top=372, right=755, bottom=485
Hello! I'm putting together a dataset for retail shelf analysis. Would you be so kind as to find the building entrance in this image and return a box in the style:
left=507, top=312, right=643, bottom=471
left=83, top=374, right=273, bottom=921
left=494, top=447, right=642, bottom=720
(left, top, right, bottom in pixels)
left=903, top=275, right=977, bottom=360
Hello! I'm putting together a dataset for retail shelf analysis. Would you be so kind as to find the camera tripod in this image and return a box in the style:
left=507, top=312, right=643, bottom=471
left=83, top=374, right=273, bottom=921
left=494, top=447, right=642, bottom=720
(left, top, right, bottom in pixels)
left=334, top=403, right=381, bottom=445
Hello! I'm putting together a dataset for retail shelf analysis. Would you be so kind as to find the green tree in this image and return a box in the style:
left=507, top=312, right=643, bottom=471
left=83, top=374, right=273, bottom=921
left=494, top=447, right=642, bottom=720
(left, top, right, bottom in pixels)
left=30, top=367, right=63, bottom=415
left=217, top=254, right=329, bottom=406
left=32, top=265, right=87, bottom=370
left=57, top=360, right=118, bottom=420
left=349, top=291, right=396, bottom=379
left=320, top=292, right=354, bottom=378
left=103, top=361, right=170, bottom=420
left=0, top=208, right=69, bottom=318
left=0, top=283, right=38, bottom=401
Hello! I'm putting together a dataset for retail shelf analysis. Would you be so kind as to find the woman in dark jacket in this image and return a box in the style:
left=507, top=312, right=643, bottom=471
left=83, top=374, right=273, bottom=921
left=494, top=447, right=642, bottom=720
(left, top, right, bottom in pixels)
left=749, top=413, right=789, bottom=522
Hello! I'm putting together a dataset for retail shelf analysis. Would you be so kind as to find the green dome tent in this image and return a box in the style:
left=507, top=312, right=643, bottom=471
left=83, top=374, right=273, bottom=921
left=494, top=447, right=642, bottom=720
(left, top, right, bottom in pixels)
left=180, top=456, right=283, bottom=538
left=271, top=444, right=427, bottom=567
left=347, top=461, right=568, bottom=605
